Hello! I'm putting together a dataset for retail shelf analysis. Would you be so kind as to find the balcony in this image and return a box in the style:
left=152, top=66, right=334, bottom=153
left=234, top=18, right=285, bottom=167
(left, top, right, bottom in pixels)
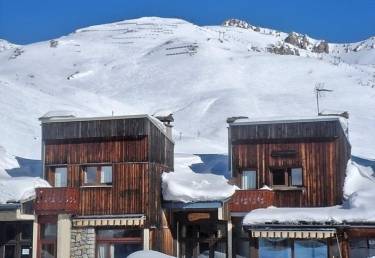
left=229, top=190, right=275, bottom=212
left=34, top=187, right=80, bottom=215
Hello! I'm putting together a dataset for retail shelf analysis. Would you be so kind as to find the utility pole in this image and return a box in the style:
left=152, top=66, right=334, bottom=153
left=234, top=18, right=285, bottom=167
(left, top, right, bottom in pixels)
left=315, top=83, right=333, bottom=115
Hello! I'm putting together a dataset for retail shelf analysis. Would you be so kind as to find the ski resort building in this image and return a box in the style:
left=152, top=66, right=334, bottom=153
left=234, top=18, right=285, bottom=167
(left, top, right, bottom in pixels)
left=25, top=113, right=374, bottom=258
left=226, top=116, right=375, bottom=258
left=34, top=114, right=174, bottom=258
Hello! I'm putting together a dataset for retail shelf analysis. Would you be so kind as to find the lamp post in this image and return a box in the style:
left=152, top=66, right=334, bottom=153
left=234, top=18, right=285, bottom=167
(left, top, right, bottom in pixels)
left=315, top=83, right=333, bottom=115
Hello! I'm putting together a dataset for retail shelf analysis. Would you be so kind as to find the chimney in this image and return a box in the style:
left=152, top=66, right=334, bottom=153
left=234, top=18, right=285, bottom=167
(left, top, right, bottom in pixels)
left=156, top=114, right=174, bottom=139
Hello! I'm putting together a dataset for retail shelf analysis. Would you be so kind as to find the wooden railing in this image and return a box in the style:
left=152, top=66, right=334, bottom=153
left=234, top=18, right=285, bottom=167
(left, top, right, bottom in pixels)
left=229, top=190, right=275, bottom=212
left=34, top=187, right=79, bottom=215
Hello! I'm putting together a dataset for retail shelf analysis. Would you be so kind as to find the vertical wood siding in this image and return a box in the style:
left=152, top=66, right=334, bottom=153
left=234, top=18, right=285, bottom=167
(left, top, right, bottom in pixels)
left=45, top=137, right=148, bottom=165
left=232, top=139, right=350, bottom=208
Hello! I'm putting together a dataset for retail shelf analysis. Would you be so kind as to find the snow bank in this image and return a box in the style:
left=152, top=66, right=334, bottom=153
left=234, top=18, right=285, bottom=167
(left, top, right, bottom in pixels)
left=127, top=250, right=175, bottom=258
left=0, top=17, right=375, bottom=164
left=0, top=176, right=50, bottom=204
left=243, top=160, right=375, bottom=225
left=0, top=146, right=19, bottom=178
left=162, top=154, right=237, bottom=203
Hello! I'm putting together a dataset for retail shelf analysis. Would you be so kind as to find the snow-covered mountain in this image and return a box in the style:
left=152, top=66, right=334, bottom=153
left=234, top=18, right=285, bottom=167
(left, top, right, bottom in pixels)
left=0, top=17, right=374, bottom=173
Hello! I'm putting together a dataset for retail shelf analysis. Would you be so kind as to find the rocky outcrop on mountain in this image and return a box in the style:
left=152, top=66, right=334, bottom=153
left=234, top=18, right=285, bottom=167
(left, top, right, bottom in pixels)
left=223, top=19, right=255, bottom=30
left=284, top=32, right=310, bottom=49
left=267, top=43, right=300, bottom=56
left=312, top=41, right=329, bottom=53
left=0, top=39, right=16, bottom=52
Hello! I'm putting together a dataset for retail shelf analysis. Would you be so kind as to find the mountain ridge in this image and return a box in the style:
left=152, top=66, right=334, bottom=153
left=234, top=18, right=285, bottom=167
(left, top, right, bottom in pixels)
left=0, top=16, right=374, bottom=174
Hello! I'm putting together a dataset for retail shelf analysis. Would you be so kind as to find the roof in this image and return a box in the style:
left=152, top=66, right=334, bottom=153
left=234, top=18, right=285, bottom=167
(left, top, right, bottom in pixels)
left=163, top=201, right=224, bottom=209
left=229, top=116, right=349, bottom=143
left=229, top=116, right=344, bottom=126
left=40, top=114, right=173, bottom=142
left=0, top=203, right=21, bottom=211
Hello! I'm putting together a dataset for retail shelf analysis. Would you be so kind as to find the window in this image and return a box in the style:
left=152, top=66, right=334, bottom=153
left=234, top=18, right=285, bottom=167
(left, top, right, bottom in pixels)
left=54, top=167, right=67, bottom=187
left=270, top=168, right=303, bottom=187
left=96, top=229, right=142, bottom=258
left=83, top=165, right=112, bottom=186
left=259, top=238, right=292, bottom=258
left=101, top=166, right=113, bottom=184
left=294, top=240, right=328, bottom=258
left=272, top=169, right=286, bottom=186
left=39, top=221, right=57, bottom=258
left=350, top=238, right=375, bottom=258
left=0, top=222, right=33, bottom=258
left=291, top=168, right=303, bottom=186
left=21, top=223, right=33, bottom=240
left=259, top=239, right=328, bottom=258
left=242, top=170, right=257, bottom=189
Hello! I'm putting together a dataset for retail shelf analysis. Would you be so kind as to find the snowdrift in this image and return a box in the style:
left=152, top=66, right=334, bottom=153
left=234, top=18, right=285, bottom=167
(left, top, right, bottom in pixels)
left=162, top=154, right=237, bottom=203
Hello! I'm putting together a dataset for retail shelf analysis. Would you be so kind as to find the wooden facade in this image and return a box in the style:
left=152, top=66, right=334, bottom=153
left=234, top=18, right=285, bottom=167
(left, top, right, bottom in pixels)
left=35, top=115, right=174, bottom=258
left=227, top=117, right=364, bottom=258
left=228, top=117, right=351, bottom=210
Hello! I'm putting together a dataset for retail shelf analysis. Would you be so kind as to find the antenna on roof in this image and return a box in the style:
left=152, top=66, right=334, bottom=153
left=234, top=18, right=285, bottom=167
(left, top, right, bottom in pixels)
left=315, top=83, right=333, bottom=115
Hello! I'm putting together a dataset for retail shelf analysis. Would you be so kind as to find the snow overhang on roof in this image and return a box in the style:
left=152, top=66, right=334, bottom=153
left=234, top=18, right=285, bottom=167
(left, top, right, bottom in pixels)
left=228, top=115, right=349, bottom=143
left=229, top=116, right=343, bottom=126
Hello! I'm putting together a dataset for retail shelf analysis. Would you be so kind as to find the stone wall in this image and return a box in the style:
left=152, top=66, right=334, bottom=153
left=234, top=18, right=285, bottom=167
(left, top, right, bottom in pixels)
left=70, top=227, right=95, bottom=258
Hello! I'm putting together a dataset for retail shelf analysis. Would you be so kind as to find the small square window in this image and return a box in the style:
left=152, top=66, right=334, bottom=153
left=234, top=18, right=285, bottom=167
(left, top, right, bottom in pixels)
left=242, top=170, right=256, bottom=189
left=272, top=169, right=286, bottom=186
left=83, top=165, right=113, bottom=186
left=54, top=167, right=67, bottom=187
left=100, top=166, right=112, bottom=185
left=291, top=168, right=303, bottom=186
left=40, top=223, right=57, bottom=239
left=84, top=166, right=98, bottom=185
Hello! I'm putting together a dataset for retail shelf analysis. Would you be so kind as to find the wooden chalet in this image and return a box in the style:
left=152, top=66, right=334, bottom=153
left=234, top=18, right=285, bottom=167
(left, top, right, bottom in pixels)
left=226, top=116, right=367, bottom=258
left=34, top=114, right=174, bottom=258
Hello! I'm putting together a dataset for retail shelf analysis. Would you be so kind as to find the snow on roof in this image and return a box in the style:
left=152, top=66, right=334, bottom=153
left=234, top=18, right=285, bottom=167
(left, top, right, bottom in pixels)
left=243, top=161, right=375, bottom=225
left=127, top=250, right=175, bottom=258
left=40, top=113, right=171, bottom=142
left=230, top=115, right=349, bottom=139
left=230, top=115, right=345, bottom=126
left=162, top=154, right=237, bottom=203
left=39, top=110, right=77, bottom=120
left=0, top=176, right=50, bottom=204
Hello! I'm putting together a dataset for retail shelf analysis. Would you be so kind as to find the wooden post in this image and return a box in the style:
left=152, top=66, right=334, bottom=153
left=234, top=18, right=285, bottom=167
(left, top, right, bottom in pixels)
left=249, top=233, right=258, bottom=258
left=337, top=230, right=350, bottom=258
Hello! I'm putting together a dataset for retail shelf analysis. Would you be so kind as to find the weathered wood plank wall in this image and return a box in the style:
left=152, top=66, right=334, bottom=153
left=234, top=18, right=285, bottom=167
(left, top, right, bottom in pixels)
left=232, top=140, right=348, bottom=207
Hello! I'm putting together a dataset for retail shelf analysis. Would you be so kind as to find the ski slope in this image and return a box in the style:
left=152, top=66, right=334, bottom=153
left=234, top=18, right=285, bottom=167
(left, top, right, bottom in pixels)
left=0, top=17, right=374, bottom=174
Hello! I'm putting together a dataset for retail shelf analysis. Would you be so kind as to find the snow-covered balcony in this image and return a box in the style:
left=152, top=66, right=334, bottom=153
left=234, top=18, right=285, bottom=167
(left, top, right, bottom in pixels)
left=34, top=187, right=79, bottom=215
left=229, top=190, right=275, bottom=212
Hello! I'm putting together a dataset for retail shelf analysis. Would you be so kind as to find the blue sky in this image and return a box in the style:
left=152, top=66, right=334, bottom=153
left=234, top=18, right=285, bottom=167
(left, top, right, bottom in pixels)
left=0, top=0, right=375, bottom=44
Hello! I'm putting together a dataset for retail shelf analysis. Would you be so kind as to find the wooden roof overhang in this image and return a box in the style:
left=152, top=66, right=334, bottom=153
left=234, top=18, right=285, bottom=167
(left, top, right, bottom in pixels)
left=250, top=228, right=336, bottom=239
left=72, top=214, right=146, bottom=228
left=163, top=200, right=224, bottom=210
left=228, top=117, right=350, bottom=146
